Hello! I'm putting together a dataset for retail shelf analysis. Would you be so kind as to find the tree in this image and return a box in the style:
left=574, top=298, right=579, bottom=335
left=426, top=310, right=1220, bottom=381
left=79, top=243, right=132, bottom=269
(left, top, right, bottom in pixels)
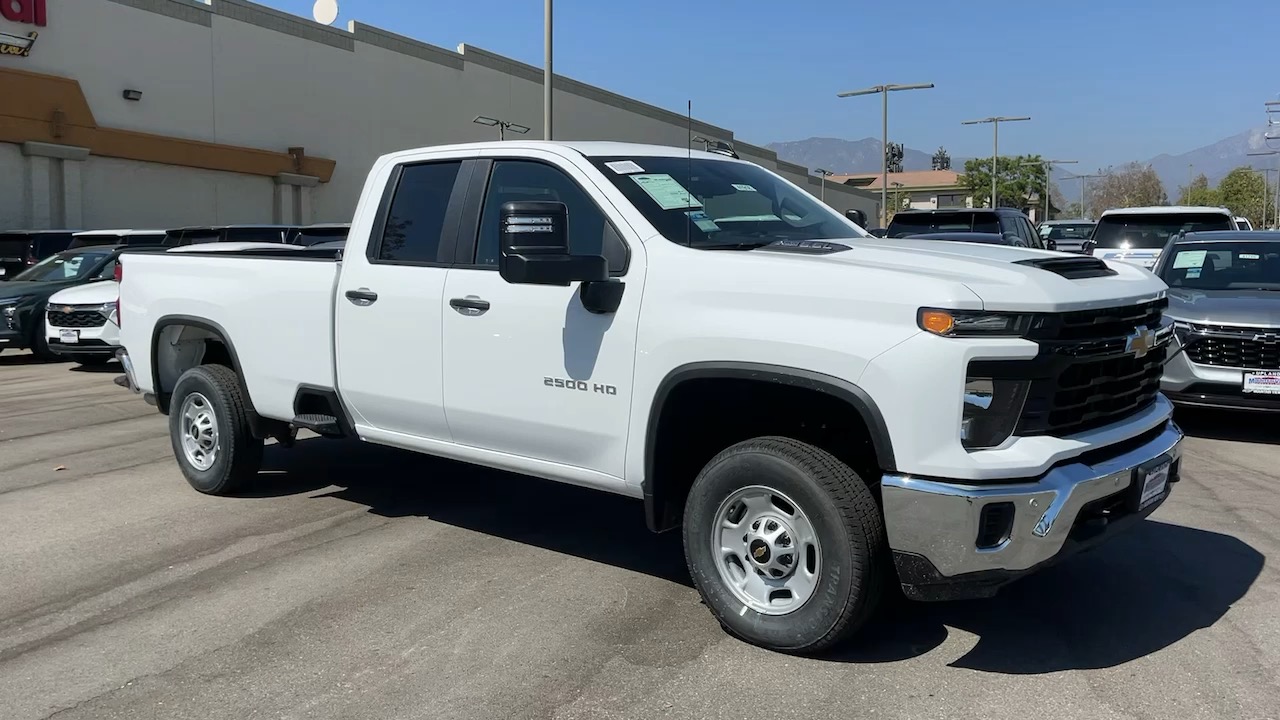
left=1088, top=162, right=1167, bottom=212
left=959, top=154, right=1048, bottom=210
left=1218, top=167, right=1274, bottom=228
left=1062, top=201, right=1085, bottom=218
left=1178, top=173, right=1221, bottom=207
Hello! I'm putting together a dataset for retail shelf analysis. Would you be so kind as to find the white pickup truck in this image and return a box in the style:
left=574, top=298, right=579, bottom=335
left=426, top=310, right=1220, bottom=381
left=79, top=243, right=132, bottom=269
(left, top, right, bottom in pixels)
left=115, top=141, right=1183, bottom=654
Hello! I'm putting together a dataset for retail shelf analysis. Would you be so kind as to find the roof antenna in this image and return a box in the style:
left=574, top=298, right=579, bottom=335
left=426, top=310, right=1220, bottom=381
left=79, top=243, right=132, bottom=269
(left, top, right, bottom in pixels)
left=686, top=99, right=692, bottom=248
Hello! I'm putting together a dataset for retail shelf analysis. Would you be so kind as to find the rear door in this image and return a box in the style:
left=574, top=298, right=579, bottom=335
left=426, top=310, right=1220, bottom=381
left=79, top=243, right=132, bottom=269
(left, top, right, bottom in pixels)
left=334, top=152, right=474, bottom=441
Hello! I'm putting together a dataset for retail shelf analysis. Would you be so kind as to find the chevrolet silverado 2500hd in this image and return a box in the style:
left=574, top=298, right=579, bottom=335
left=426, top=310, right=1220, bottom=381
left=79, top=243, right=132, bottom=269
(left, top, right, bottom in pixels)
left=115, top=141, right=1183, bottom=654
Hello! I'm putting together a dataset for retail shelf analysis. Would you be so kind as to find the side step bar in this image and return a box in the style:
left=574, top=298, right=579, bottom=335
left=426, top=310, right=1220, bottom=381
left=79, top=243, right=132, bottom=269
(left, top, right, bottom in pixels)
left=291, top=413, right=345, bottom=438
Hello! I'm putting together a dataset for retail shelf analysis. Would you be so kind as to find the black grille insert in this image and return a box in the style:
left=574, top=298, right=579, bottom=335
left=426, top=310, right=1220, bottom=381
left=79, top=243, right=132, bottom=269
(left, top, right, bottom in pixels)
left=47, top=309, right=106, bottom=329
left=1184, top=335, right=1280, bottom=370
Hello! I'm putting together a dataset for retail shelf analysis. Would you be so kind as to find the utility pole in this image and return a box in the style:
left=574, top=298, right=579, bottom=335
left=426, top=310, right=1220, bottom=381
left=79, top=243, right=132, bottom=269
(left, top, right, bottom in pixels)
left=1249, top=150, right=1280, bottom=229
left=1023, top=159, right=1077, bottom=222
left=1068, top=173, right=1104, bottom=220
left=544, top=0, right=553, bottom=140
left=837, top=83, right=934, bottom=226
left=815, top=168, right=835, bottom=204
left=962, top=116, right=1031, bottom=208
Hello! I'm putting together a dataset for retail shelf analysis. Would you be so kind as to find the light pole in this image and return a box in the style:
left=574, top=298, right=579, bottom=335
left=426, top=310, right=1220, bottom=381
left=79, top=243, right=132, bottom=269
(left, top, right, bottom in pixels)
left=1067, top=173, right=1104, bottom=220
left=544, top=0, right=553, bottom=140
left=961, top=116, right=1031, bottom=208
left=1249, top=150, right=1280, bottom=229
left=815, top=168, right=835, bottom=204
left=1022, top=159, right=1077, bottom=222
left=473, top=115, right=530, bottom=141
left=837, top=83, right=934, bottom=226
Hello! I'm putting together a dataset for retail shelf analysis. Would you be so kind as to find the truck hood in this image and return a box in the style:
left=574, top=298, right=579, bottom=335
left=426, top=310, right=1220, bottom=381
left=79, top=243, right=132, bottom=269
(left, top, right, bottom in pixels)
left=760, top=238, right=1168, bottom=312
left=1166, top=287, right=1280, bottom=327
left=48, top=279, right=119, bottom=305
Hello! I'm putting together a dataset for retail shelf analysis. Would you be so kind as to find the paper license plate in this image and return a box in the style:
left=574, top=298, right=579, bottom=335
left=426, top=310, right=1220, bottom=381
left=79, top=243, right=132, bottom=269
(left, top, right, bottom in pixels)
left=1243, top=372, right=1280, bottom=395
left=1136, top=459, right=1171, bottom=511
left=59, top=329, right=79, bottom=344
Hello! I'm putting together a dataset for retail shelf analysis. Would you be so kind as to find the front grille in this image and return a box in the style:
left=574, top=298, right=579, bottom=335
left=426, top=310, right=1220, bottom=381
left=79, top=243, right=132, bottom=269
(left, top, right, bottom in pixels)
left=980, top=299, right=1170, bottom=437
left=47, top=309, right=106, bottom=328
left=1184, top=333, right=1280, bottom=370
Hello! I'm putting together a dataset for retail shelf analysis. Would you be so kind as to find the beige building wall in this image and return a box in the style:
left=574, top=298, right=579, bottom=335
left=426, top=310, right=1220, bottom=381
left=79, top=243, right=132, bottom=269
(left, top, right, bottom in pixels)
left=0, top=0, right=876, bottom=230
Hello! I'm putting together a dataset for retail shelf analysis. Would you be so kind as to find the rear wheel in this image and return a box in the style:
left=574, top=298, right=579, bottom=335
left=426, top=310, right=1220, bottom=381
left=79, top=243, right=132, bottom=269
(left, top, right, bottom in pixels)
left=683, top=437, right=887, bottom=654
left=169, top=364, right=263, bottom=495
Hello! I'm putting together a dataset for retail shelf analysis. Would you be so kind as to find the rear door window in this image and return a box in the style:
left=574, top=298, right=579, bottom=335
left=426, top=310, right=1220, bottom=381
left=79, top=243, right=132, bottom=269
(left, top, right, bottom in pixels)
left=375, top=160, right=465, bottom=264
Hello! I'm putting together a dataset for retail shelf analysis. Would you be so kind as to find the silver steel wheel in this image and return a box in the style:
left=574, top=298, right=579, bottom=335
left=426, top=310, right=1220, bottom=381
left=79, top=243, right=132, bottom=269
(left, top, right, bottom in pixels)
left=712, top=485, right=822, bottom=615
left=179, top=392, right=220, bottom=471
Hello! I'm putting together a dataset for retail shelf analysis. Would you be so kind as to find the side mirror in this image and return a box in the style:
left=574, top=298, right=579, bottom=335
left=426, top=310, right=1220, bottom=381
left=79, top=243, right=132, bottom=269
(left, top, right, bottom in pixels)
left=845, top=209, right=867, bottom=227
left=1082, top=239, right=1097, bottom=254
left=1047, top=239, right=1058, bottom=251
left=498, top=201, right=607, bottom=286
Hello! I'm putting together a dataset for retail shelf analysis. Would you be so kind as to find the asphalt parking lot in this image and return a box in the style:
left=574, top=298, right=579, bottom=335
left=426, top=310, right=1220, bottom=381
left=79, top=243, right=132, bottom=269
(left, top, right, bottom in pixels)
left=1, top=351, right=1277, bottom=720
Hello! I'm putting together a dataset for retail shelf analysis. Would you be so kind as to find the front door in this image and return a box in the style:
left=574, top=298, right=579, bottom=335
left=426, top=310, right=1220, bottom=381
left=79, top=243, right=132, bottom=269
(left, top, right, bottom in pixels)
left=441, top=155, right=644, bottom=479
left=335, top=156, right=471, bottom=442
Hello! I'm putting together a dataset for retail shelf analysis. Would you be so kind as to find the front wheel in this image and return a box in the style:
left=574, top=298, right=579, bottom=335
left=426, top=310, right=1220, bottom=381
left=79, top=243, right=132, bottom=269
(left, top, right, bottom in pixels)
left=683, top=437, right=887, bottom=654
left=169, top=364, right=264, bottom=495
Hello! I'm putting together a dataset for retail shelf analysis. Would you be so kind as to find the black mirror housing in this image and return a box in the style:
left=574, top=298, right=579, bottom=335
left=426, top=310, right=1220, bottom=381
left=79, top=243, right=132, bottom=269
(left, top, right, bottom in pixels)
left=498, top=200, right=607, bottom=286
left=845, top=209, right=867, bottom=227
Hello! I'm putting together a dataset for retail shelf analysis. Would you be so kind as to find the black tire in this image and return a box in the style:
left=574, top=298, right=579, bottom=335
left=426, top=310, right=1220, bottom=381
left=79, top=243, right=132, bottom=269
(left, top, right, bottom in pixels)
left=168, top=364, right=263, bottom=495
left=683, top=436, right=887, bottom=654
left=29, top=331, right=58, bottom=361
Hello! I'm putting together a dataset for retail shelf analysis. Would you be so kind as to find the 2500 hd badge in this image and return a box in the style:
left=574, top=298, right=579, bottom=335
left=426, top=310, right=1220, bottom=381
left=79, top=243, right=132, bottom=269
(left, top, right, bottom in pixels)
left=544, top=377, right=618, bottom=395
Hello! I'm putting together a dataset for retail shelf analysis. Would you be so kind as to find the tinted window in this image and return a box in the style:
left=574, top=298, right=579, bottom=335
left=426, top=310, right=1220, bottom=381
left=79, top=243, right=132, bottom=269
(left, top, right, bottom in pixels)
left=379, top=161, right=463, bottom=263
left=887, top=212, right=1000, bottom=237
left=128, top=233, right=166, bottom=246
left=34, top=234, right=74, bottom=256
left=1021, top=218, right=1042, bottom=249
left=1093, top=213, right=1234, bottom=249
left=295, top=227, right=349, bottom=246
left=183, top=230, right=220, bottom=246
left=11, top=249, right=113, bottom=282
left=1159, top=241, right=1280, bottom=291
left=476, top=160, right=625, bottom=271
left=1043, top=223, right=1095, bottom=240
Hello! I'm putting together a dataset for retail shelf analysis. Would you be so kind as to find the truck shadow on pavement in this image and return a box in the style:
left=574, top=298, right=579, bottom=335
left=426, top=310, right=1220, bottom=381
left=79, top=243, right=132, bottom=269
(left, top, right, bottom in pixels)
left=256, top=438, right=1263, bottom=674
left=1175, top=408, right=1280, bottom=445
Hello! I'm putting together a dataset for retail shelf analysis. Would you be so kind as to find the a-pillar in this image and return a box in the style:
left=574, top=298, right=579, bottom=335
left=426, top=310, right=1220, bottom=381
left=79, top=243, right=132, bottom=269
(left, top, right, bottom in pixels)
left=274, top=173, right=320, bottom=225
left=21, top=142, right=89, bottom=229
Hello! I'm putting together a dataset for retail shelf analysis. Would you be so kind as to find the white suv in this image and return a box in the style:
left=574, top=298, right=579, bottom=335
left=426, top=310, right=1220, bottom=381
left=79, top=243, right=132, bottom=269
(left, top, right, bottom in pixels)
left=1089, top=206, right=1235, bottom=269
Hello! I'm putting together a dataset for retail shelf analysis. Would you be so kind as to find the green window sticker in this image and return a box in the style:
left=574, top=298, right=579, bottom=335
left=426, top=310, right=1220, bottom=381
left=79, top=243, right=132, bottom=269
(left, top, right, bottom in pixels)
left=631, top=174, right=702, bottom=210
left=1173, top=250, right=1207, bottom=269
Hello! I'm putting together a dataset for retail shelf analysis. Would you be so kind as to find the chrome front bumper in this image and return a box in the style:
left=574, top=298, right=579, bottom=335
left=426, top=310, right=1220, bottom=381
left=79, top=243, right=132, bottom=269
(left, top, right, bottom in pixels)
left=881, top=420, right=1183, bottom=600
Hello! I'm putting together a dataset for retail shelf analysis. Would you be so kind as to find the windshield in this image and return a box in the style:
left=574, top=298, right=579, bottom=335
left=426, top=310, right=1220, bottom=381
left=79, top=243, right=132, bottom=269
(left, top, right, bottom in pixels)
left=1092, top=212, right=1233, bottom=249
left=588, top=156, right=865, bottom=247
left=1159, top=242, right=1280, bottom=291
left=11, top=249, right=113, bottom=282
left=887, top=212, right=999, bottom=238
left=1041, top=223, right=1095, bottom=240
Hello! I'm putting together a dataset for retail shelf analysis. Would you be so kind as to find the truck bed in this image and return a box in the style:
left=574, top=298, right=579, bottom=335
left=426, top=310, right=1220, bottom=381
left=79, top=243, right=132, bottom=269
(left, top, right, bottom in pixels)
left=118, top=247, right=341, bottom=422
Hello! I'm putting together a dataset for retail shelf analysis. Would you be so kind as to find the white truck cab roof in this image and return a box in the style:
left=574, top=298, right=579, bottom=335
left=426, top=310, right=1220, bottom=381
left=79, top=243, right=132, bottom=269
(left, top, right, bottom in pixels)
left=1098, top=206, right=1231, bottom=217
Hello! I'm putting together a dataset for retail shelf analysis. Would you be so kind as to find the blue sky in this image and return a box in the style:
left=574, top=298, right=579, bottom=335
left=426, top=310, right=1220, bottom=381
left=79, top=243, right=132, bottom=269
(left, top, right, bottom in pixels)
left=261, top=0, right=1276, bottom=171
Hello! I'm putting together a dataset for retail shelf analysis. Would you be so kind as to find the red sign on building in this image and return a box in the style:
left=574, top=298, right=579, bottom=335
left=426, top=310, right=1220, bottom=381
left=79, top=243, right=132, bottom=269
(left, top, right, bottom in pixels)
left=0, top=0, right=47, bottom=27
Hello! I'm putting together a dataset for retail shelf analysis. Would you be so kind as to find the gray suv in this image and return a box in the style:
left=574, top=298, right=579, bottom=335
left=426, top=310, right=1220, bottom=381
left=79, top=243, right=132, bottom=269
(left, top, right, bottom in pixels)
left=1157, top=231, right=1280, bottom=410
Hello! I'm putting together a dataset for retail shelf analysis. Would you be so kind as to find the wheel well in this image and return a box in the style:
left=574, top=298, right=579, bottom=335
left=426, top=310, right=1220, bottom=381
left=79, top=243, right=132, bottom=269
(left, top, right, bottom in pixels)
left=645, top=377, right=887, bottom=533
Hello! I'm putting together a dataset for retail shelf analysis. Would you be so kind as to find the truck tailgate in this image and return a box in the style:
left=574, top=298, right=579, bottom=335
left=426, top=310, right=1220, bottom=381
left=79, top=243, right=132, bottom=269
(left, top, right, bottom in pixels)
left=119, top=252, right=338, bottom=422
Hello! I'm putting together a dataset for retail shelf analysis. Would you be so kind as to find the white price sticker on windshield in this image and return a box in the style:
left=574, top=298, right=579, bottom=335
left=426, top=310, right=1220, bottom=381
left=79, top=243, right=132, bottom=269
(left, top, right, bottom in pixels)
left=732, top=183, right=757, bottom=193
left=1173, top=250, right=1207, bottom=269
left=605, top=160, right=644, bottom=175
left=631, top=174, right=702, bottom=210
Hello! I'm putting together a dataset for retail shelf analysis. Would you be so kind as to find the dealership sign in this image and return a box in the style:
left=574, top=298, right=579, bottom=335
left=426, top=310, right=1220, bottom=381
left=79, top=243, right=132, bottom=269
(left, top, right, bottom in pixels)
left=0, top=0, right=44, bottom=57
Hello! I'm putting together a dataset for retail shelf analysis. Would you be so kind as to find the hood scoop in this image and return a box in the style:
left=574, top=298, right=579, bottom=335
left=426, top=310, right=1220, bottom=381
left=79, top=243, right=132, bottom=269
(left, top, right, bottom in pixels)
left=1015, top=256, right=1118, bottom=279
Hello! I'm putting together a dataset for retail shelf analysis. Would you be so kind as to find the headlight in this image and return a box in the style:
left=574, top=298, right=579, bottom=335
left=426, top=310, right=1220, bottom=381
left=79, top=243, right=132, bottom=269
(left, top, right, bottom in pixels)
left=961, top=377, right=1030, bottom=450
left=101, top=301, right=119, bottom=325
left=919, top=308, right=1034, bottom=337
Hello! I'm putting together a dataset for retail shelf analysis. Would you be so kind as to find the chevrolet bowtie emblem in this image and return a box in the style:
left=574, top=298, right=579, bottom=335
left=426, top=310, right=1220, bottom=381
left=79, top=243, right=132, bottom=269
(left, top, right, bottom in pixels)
left=753, top=546, right=767, bottom=559
left=61, top=306, right=73, bottom=313
left=1125, top=327, right=1157, bottom=359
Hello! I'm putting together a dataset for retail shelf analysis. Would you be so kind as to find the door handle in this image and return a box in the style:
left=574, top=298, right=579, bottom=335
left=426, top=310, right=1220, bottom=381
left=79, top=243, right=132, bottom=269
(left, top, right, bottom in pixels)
left=449, top=296, right=490, bottom=315
left=345, top=288, right=378, bottom=306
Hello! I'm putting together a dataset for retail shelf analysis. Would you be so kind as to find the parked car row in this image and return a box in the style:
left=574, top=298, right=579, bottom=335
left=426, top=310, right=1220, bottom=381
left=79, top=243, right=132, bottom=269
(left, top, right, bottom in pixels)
left=0, top=223, right=350, bottom=363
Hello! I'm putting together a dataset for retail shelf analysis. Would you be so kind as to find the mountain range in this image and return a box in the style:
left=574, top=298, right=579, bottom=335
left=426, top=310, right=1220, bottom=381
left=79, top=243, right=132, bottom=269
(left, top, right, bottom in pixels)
left=767, top=127, right=1280, bottom=197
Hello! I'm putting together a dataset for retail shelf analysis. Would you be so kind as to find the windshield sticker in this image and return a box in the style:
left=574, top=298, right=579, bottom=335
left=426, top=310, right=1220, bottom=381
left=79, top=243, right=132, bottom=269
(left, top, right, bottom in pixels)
left=1185, top=268, right=1202, bottom=279
left=685, top=210, right=720, bottom=232
left=605, top=160, right=645, bottom=175
left=1240, top=253, right=1261, bottom=260
left=631, top=174, right=702, bottom=210
left=1173, top=250, right=1207, bottom=269
left=732, top=183, right=758, bottom=193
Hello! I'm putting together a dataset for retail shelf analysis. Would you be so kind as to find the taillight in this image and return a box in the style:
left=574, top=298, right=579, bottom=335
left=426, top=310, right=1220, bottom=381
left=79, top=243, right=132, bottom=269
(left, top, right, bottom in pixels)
left=113, top=262, right=123, bottom=283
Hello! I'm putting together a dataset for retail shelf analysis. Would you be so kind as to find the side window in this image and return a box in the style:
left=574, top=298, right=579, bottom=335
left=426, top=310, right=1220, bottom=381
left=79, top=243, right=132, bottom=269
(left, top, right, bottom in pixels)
left=378, top=161, right=464, bottom=264
left=475, top=160, right=626, bottom=273
left=96, top=259, right=118, bottom=280
left=1020, top=218, right=1041, bottom=249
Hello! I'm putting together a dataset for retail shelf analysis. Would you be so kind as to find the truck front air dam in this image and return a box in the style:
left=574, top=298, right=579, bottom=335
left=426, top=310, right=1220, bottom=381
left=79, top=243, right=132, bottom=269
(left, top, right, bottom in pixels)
left=880, top=420, right=1184, bottom=601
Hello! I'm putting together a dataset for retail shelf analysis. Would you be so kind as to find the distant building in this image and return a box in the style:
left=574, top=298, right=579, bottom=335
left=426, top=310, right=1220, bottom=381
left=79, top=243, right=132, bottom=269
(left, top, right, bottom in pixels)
left=830, top=170, right=971, bottom=213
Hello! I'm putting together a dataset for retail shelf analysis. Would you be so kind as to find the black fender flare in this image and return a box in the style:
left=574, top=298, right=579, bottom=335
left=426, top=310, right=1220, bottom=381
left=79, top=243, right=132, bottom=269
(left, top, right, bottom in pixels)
left=642, top=361, right=896, bottom=532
